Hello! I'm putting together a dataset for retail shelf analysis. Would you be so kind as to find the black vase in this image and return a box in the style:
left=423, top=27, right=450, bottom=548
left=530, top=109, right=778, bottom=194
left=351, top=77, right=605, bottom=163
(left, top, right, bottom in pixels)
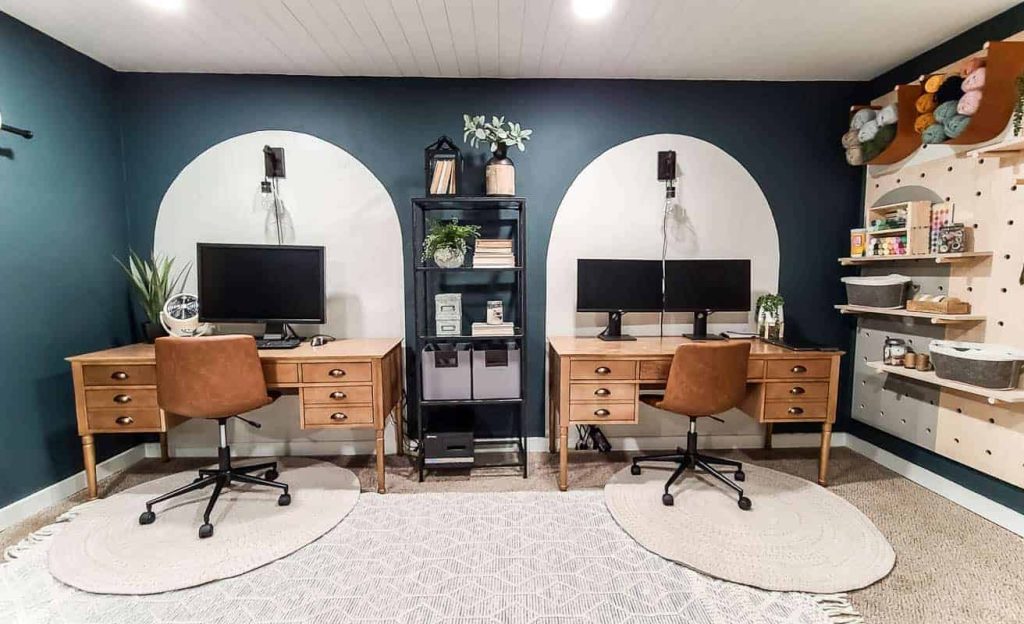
left=485, top=144, right=515, bottom=196
left=142, top=321, right=167, bottom=343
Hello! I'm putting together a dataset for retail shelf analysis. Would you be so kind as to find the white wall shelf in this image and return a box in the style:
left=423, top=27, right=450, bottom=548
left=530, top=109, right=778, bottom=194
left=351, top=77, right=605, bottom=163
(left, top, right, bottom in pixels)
left=867, top=362, right=1024, bottom=405
left=838, top=252, right=992, bottom=266
left=835, top=304, right=986, bottom=325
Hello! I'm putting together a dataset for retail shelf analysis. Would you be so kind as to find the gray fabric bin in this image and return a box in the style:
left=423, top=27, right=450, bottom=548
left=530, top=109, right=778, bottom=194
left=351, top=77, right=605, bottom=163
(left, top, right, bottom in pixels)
left=422, top=345, right=472, bottom=400
left=842, top=274, right=911, bottom=308
left=929, top=341, right=1024, bottom=390
left=472, top=345, right=521, bottom=399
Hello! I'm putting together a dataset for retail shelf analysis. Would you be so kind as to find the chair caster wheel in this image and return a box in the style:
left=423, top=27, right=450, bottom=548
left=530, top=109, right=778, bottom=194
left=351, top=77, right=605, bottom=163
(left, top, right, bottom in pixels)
left=662, top=493, right=674, bottom=506
left=278, top=493, right=291, bottom=506
left=738, top=496, right=752, bottom=511
left=734, top=470, right=745, bottom=482
left=138, top=511, right=156, bottom=525
left=264, top=469, right=279, bottom=481
left=198, top=523, right=214, bottom=539
left=630, top=464, right=641, bottom=476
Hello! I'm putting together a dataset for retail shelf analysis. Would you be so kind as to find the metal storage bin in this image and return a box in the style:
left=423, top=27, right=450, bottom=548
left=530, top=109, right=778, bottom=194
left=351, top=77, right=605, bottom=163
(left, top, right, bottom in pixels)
left=472, top=344, right=521, bottom=399
left=929, top=341, right=1024, bottom=390
left=841, top=274, right=912, bottom=308
left=421, top=344, right=472, bottom=400
left=423, top=431, right=474, bottom=467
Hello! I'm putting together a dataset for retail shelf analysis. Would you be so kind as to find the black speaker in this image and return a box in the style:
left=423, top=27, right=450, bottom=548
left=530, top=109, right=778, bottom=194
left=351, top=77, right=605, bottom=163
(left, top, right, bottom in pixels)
left=657, top=150, right=676, bottom=181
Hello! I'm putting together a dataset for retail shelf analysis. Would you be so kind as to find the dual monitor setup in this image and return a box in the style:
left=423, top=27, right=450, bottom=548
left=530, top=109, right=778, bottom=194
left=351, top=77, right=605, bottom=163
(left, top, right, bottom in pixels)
left=577, top=258, right=751, bottom=341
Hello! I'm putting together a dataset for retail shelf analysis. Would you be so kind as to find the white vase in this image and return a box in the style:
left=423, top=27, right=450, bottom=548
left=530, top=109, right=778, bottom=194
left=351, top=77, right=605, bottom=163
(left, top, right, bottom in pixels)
left=433, top=247, right=465, bottom=269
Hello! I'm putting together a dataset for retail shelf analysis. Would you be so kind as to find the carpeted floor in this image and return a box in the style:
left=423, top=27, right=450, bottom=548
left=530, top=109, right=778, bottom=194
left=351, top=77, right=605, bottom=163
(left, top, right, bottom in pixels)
left=3, top=447, right=1023, bottom=624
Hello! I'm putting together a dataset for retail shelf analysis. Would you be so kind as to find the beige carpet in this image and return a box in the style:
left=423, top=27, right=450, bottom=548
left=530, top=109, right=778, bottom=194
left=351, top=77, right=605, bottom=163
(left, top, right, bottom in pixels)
left=3, top=447, right=1023, bottom=624
left=605, top=462, right=895, bottom=592
left=47, top=458, right=359, bottom=594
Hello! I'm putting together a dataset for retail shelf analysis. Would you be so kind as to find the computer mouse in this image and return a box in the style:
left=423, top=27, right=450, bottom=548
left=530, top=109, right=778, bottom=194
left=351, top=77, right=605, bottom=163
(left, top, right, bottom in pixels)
left=310, top=335, right=335, bottom=347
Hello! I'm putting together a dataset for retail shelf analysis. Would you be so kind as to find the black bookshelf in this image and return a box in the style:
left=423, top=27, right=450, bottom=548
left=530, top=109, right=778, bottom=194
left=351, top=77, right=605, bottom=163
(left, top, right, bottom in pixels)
left=411, top=196, right=528, bottom=481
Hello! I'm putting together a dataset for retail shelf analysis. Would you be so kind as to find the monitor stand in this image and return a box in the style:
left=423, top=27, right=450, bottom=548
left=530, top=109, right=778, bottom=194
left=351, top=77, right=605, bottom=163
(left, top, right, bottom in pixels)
left=598, top=311, right=636, bottom=341
left=263, top=322, right=287, bottom=340
left=684, top=310, right=725, bottom=341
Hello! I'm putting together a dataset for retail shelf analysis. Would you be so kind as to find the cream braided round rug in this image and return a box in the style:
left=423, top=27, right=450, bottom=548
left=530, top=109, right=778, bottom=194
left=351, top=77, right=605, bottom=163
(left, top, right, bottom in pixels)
left=605, top=461, right=895, bottom=593
left=48, top=458, right=359, bottom=594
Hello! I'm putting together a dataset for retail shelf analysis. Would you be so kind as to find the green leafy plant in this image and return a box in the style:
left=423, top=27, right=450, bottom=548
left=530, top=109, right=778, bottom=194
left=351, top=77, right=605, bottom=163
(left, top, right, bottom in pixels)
left=421, top=219, right=481, bottom=262
left=463, top=114, right=533, bottom=153
left=756, top=294, right=784, bottom=315
left=1014, top=72, right=1024, bottom=137
left=114, top=250, right=190, bottom=324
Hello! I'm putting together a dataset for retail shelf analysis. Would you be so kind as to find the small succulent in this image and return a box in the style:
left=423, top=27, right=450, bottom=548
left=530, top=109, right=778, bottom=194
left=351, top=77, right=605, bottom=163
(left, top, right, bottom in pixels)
left=463, top=114, right=533, bottom=152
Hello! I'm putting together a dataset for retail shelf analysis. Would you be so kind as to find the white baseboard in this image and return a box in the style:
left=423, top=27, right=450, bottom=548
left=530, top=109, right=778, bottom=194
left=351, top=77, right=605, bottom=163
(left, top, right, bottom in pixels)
left=0, top=445, right=147, bottom=533
left=845, top=434, right=1024, bottom=538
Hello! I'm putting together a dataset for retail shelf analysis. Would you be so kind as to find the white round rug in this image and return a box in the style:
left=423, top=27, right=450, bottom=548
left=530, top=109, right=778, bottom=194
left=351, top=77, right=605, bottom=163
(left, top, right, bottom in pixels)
left=605, top=461, right=895, bottom=593
left=48, top=458, right=359, bottom=594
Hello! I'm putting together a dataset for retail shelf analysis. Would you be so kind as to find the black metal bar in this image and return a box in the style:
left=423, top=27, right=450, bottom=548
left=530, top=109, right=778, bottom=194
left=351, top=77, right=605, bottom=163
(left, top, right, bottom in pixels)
left=1, top=124, right=33, bottom=139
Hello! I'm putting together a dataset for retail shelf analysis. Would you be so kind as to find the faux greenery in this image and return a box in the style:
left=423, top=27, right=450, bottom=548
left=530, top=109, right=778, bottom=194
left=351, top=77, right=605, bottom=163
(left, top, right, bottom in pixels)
left=463, top=115, right=533, bottom=153
left=1014, top=72, right=1024, bottom=137
left=421, top=219, right=481, bottom=262
left=115, top=250, right=190, bottom=324
left=756, top=294, right=784, bottom=315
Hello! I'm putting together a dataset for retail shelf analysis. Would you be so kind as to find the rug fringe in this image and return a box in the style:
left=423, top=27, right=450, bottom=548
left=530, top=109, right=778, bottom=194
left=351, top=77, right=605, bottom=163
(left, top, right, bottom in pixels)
left=811, top=593, right=865, bottom=624
left=3, top=500, right=98, bottom=563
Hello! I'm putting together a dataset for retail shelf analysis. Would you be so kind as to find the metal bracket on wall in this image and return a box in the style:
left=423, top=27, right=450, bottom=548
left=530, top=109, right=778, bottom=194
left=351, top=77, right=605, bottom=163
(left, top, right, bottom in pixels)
left=1, top=123, right=33, bottom=139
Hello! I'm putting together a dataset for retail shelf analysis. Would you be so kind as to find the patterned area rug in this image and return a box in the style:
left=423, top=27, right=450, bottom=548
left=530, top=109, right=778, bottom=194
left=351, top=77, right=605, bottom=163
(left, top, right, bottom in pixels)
left=2, top=490, right=860, bottom=623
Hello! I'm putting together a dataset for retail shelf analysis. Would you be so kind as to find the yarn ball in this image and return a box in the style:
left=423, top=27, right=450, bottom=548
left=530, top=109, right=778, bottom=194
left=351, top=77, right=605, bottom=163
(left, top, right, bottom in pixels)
left=850, top=108, right=877, bottom=130
left=915, top=93, right=936, bottom=114
left=846, top=145, right=865, bottom=166
left=933, top=100, right=960, bottom=123
left=959, top=57, right=985, bottom=78
left=923, top=74, right=946, bottom=94
left=922, top=123, right=948, bottom=144
left=842, top=129, right=860, bottom=149
left=958, top=90, right=983, bottom=116
left=877, top=103, right=898, bottom=126
left=944, top=114, right=971, bottom=139
left=935, top=76, right=965, bottom=103
left=963, top=67, right=986, bottom=91
left=858, top=119, right=880, bottom=143
left=874, top=123, right=896, bottom=147
left=914, top=113, right=935, bottom=134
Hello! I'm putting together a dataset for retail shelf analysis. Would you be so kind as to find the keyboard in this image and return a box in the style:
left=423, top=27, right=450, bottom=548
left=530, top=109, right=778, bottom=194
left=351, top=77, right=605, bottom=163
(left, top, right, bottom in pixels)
left=256, top=337, right=301, bottom=350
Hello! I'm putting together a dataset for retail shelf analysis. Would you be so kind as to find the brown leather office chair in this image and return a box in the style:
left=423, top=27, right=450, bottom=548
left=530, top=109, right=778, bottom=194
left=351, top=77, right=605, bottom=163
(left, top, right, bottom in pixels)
left=630, top=341, right=752, bottom=510
left=138, top=335, right=290, bottom=539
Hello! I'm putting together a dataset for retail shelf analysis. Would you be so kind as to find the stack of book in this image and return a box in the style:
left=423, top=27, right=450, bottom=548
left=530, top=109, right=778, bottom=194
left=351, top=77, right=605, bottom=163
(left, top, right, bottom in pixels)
left=473, top=239, right=515, bottom=268
left=471, top=322, right=516, bottom=337
left=428, top=159, right=456, bottom=195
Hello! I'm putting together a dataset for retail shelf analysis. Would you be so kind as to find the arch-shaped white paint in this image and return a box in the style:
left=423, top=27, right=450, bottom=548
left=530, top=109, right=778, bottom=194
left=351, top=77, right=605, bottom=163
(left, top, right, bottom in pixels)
left=546, top=134, right=780, bottom=442
left=154, top=131, right=404, bottom=455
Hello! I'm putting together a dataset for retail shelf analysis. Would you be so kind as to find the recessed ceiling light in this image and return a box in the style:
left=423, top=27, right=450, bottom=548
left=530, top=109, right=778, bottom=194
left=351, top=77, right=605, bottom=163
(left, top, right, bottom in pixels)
left=572, top=0, right=614, bottom=21
left=141, top=0, right=185, bottom=11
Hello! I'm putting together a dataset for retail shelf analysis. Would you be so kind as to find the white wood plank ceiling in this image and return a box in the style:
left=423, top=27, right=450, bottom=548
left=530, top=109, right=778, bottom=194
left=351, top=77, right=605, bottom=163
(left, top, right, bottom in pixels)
left=1, top=0, right=1019, bottom=80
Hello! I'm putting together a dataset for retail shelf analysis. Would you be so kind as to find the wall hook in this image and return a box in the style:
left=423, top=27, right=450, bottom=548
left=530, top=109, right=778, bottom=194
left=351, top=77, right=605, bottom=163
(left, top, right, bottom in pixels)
left=1, top=124, right=33, bottom=139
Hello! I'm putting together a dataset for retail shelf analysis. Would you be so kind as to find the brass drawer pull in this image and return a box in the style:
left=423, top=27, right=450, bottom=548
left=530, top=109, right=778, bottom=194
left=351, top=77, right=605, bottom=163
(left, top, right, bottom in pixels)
left=111, top=371, right=129, bottom=380
left=329, top=369, right=346, bottom=378
left=594, top=388, right=611, bottom=397
left=115, top=415, right=135, bottom=426
left=594, top=408, right=611, bottom=417
left=789, top=387, right=805, bottom=395
left=329, top=391, right=347, bottom=400
left=595, top=366, right=611, bottom=375
left=787, top=407, right=804, bottom=415
left=791, top=365, right=807, bottom=374
left=113, top=394, right=132, bottom=404
left=330, top=412, right=348, bottom=422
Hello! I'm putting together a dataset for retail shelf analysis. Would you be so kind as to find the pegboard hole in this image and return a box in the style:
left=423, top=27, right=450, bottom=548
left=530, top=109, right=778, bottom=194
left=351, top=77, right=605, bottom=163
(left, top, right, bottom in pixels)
left=956, top=408, right=963, bottom=414
left=880, top=411, right=885, bottom=418
left=972, top=223, right=979, bottom=229
left=900, top=418, right=907, bottom=424
left=967, top=286, right=974, bottom=292
left=976, top=191, right=982, bottom=197
left=1013, top=185, right=1019, bottom=191
left=947, top=166, right=954, bottom=172
left=998, top=321, right=1005, bottom=327
left=896, top=178, right=902, bottom=184
left=1002, top=287, right=1008, bottom=293
left=926, top=427, right=932, bottom=433
left=945, top=196, right=951, bottom=202
left=920, top=173, right=926, bottom=178
left=1005, top=254, right=1012, bottom=260
left=979, top=158, right=986, bottom=164
left=985, top=449, right=992, bottom=455
left=937, top=285, right=944, bottom=292
left=1009, top=220, right=1015, bottom=226
left=954, top=437, right=960, bottom=443
left=989, top=418, right=996, bottom=424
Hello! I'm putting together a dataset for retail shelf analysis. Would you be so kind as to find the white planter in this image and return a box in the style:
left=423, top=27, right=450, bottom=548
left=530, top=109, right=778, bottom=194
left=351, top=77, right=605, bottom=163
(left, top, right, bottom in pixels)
left=433, top=247, right=466, bottom=268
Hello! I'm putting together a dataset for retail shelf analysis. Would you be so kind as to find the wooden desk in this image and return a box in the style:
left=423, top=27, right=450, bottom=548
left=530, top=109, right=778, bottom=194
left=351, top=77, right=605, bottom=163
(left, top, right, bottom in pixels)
left=547, top=337, right=843, bottom=491
left=66, top=339, right=403, bottom=498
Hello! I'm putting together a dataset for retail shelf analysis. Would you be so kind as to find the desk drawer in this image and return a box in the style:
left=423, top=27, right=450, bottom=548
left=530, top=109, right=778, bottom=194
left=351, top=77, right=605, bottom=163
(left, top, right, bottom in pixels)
left=747, top=360, right=765, bottom=380
left=303, top=385, right=373, bottom=405
left=639, top=360, right=670, bottom=381
left=570, top=360, right=637, bottom=380
left=569, top=402, right=637, bottom=423
left=763, top=401, right=828, bottom=421
left=82, top=364, right=156, bottom=387
left=262, top=362, right=298, bottom=385
left=301, top=362, right=372, bottom=383
left=86, top=408, right=162, bottom=431
left=303, top=405, right=374, bottom=427
left=765, top=381, right=830, bottom=401
left=85, top=388, right=158, bottom=409
left=765, top=359, right=831, bottom=380
left=570, top=382, right=636, bottom=403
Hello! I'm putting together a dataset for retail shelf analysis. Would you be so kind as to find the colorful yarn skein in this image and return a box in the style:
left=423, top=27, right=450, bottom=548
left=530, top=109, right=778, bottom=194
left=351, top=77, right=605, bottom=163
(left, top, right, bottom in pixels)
left=914, top=113, right=935, bottom=134
left=923, top=74, right=946, bottom=93
left=933, top=100, right=960, bottom=124
left=922, top=123, right=948, bottom=144
left=842, top=129, right=860, bottom=149
left=846, top=145, right=865, bottom=166
left=850, top=108, right=877, bottom=130
left=935, top=76, right=965, bottom=103
left=958, top=89, right=983, bottom=116
left=915, top=93, right=936, bottom=114
left=877, top=103, right=898, bottom=126
left=944, top=114, right=971, bottom=139
left=959, top=57, right=985, bottom=78
left=858, top=119, right=880, bottom=143
left=963, top=67, right=986, bottom=91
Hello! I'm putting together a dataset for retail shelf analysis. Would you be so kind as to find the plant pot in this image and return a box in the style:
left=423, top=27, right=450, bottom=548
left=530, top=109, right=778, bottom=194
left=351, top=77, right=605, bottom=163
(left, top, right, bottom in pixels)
left=433, top=247, right=466, bottom=269
left=142, top=320, right=167, bottom=343
left=485, top=145, right=515, bottom=196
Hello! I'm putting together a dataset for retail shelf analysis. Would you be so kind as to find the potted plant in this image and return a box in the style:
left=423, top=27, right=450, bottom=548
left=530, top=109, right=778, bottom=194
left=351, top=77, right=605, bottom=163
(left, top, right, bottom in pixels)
left=115, top=250, right=190, bottom=343
left=422, top=219, right=481, bottom=269
left=756, top=294, right=785, bottom=341
left=463, top=114, right=532, bottom=196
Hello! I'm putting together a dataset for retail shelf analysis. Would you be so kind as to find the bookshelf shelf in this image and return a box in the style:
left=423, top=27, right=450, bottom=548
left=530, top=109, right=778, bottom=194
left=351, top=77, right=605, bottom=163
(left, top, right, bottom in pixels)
left=835, top=304, right=985, bottom=325
left=838, top=252, right=992, bottom=266
left=867, top=362, right=1024, bottom=404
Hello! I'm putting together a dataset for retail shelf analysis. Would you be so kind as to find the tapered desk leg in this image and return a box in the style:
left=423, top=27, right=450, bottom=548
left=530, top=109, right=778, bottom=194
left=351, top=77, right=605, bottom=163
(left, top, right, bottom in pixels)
left=82, top=435, right=98, bottom=500
left=763, top=423, right=773, bottom=450
left=159, top=432, right=170, bottom=462
left=818, top=422, right=833, bottom=486
left=394, top=402, right=404, bottom=457
left=558, top=426, right=569, bottom=491
left=375, top=427, right=386, bottom=494
left=548, top=394, right=557, bottom=454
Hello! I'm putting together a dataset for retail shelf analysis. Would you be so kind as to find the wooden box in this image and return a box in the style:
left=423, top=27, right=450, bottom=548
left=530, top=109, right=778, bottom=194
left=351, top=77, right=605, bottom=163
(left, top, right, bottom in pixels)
left=906, top=296, right=972, bottom=315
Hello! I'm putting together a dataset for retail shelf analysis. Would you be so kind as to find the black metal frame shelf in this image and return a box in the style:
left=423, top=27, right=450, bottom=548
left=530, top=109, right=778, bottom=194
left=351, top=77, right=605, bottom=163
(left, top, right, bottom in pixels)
left=411, top=196, right=528, bottom=482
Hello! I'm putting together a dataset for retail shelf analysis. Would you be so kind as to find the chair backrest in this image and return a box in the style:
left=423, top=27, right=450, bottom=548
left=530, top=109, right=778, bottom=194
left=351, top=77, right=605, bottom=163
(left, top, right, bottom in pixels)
left=155, top=335, right=271, bottom=419
left=659, top=341, right=751, bottom=417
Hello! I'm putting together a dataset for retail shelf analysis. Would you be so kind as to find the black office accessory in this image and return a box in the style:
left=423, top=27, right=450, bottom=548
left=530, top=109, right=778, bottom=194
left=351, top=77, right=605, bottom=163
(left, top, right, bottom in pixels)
left=664, top=259, right=751, bottom=341
left=577, top=259, right=663, bottom=341
left=765, top=336, right=840, bottom=352
left=411, top=196, right=527, bottom=482
left=575, top=425, right=612, bottom=452
left=1, top=123, right=33, bottom=139
left=424, top=135, right=462, bottom=196
left=657, top=150, right=677, bottom=181
left=197, top=243, right=325, bottom=345
left=263, top=146, right=285, bottom=178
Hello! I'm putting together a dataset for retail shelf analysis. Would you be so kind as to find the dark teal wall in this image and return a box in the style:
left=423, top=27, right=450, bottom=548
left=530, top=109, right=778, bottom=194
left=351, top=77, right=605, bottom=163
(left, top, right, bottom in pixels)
left=0, top=13, right=134, bottom=508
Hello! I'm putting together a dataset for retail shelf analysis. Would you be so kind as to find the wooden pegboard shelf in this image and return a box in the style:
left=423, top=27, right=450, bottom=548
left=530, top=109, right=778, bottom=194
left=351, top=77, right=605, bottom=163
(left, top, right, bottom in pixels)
left=945, top=41, right=1024, bottom=146
left=835, top=305, right=985, bottom=325
left=867, top=362, right=1024, bottom=404
left=838, top=251, right=993, bottom=266
left=965, top=136, right=1024, bottom=158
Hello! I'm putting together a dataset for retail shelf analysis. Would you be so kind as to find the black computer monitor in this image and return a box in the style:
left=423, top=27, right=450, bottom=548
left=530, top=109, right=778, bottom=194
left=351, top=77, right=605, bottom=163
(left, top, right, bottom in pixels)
left=577, top=259, right=663, bottom=341
left=664, top=259, right=751, bottom=340
left=197, top=243, right=326, bottom=338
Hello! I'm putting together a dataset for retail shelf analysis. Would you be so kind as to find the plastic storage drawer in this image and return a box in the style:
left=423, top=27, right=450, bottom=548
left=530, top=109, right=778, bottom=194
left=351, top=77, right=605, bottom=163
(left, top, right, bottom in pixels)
left=472, top=344, right=521, bottom=399
left=421, top=345, right=472, bottom=400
